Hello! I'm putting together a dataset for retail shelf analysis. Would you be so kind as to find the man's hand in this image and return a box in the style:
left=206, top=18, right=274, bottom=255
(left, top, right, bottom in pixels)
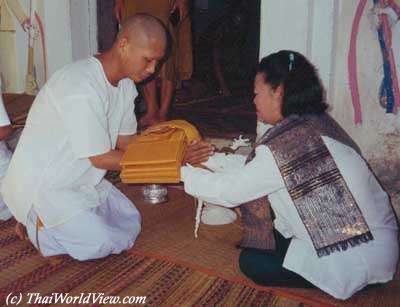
left=183, top=140, right=214, bottom=166
left=0, top=125, right=13, bottom=141
left=89, top=150, right=124, bottom=171
left=171, top=0, right=190, bottom=22
left=116, top=134, right=138, bottom=152
left=114, top=0, right=125, bottom=23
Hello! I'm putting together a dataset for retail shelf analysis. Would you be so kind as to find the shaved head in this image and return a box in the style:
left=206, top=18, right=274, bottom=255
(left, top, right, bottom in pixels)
left=106, top=13, right=168, bottom=83
left=117, top=13, right=167, bottom=48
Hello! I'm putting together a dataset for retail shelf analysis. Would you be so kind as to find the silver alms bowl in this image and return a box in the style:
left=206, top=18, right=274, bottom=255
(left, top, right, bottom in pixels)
left=142, top=184, right=168, bottom=204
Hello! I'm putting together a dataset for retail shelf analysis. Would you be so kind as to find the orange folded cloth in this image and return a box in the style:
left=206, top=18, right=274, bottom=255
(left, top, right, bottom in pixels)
left=120, top=120, right=201, bottom=184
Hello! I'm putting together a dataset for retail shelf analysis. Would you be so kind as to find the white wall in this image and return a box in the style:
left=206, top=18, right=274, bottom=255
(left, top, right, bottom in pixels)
left=70, top=0, right=97, bottom=61
left=260, top=0, right=336, bottom=96
left=42, top=0, right=73, bottom=76
left=260, top=0, right=400, bottom=181
left=42, top=0, right=97, bottom=77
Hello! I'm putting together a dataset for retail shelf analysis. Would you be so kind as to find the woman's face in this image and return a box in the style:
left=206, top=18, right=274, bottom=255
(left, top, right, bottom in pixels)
left=253, top=73, right=283, bottom=125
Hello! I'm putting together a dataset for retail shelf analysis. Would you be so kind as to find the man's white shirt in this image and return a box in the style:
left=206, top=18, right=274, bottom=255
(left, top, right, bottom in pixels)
left=2, top=57, right=138, bottom=227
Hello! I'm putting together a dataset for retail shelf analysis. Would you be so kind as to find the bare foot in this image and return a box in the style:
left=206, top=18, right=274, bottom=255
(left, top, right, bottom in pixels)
left=234, top=207, right=242, bottom=218
left=46, top=255, right=67, bottom=266
left=138, top=112, right=161, bottom=129
left=15, top=222, right=28, bottom=240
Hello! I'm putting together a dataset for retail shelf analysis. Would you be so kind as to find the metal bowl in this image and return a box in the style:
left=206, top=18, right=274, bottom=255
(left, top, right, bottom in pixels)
left=142, top=184, right=168, bottom=204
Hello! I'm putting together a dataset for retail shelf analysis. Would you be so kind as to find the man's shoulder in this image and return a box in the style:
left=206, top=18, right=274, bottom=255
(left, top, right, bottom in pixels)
left=55, top=57, right=101, bottom=83
left=48, top=58, right=107, bottom=97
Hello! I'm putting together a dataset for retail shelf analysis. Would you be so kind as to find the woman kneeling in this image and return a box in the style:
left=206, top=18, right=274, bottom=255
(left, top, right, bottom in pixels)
left=181, top=50, right=399, bottom=300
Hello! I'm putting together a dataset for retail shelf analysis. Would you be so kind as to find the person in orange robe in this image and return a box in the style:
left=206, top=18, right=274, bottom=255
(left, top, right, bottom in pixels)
left=114, top=0, right=193, bottom=127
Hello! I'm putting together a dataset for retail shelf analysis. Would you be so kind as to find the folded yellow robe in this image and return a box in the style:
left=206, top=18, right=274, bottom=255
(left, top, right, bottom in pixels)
left=120, top=120, right=201, bottom=184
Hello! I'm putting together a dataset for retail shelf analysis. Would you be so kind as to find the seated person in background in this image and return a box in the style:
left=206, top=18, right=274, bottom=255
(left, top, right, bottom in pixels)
left=181, top=50, right=399, bottom=300
left=1, top=14, right=212, bottom=261
left=0, top=78, right=13, bottom=220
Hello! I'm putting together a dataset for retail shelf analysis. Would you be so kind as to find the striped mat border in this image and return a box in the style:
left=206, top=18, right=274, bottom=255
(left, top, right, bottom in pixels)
left=0, top=219, right=319, bottom=307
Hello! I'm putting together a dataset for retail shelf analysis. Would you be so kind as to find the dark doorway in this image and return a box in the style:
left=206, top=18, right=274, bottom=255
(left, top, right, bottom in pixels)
left=173, top=0, right=260, bottom=137
left=189, top=0, right=261, bottom=99
left=97, top=0, right=118, bottom=53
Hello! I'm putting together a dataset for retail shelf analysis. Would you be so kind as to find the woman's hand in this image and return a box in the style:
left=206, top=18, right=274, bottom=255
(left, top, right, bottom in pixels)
left=183, top=140, right=214, bottom=166
left=0, top=125, right=13, bottom=141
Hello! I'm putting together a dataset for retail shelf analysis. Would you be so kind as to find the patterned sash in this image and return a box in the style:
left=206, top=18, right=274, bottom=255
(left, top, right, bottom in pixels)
left=241, top=114, right=373, bottom=257
left=240, top=197, right=276, bottom=250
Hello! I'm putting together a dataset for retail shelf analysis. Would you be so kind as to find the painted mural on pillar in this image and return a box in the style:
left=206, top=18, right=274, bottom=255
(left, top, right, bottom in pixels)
left=349, top=0, right=400, bottom=124
left=0, top=0, right=46, bottom=94
left=373, top=0, right=400, bottom=114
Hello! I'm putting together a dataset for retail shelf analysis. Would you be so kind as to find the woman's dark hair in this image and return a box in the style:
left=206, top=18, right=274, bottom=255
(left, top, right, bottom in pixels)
left=257, top=50, right=328, bottom=117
